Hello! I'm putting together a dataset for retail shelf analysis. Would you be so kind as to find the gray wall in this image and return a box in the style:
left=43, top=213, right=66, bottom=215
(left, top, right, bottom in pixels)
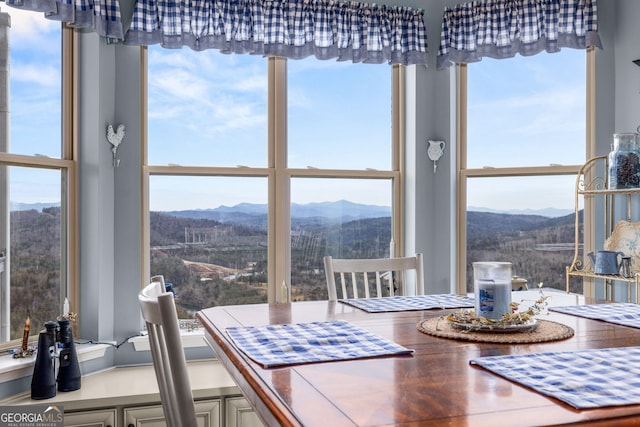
left=612, top=0, right=640, bottom=134
left=404, top=0, right=459, bottom=295
left=77, top=31, right=117, bottom=368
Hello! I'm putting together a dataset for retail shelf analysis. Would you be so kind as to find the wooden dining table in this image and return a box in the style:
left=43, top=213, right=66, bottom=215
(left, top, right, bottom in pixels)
left=195, top=290, right=640, bottom=427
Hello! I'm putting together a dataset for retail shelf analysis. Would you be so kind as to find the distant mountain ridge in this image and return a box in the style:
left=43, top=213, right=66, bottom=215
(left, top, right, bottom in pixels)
left=468, top=206, right=573, bottom=218
left=10, top=202, right=59, bottom=212
left=167, top=200, right=391, bottom=223
left=10, top=200, right=572, bottom=220
left=167, top=201, right=571, bottom=225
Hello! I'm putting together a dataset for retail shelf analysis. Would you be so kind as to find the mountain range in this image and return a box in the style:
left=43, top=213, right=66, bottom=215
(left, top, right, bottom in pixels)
left=468, top=206, right=573, bottom=218
left=167, top=200, right=391, bottom=224
left=11, top=200, right=572, bottom=221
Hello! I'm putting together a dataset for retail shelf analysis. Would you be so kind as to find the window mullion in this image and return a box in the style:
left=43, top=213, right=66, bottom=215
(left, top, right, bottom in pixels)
left=270, top=57, right=290, bottom=303
left=456, top=64, right=467, bottom=295
left=392, top=64, right=403, bottom=258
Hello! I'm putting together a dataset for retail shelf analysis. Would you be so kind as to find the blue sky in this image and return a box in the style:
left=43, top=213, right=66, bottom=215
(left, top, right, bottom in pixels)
left=7, top=8, right=587, bottom=215
left=466, top=49, right=586, bottom=214
left=146, top=45, right=394, bottom=210
left=5, top=9, right=61, bottom=205
left=6, top=9, right=60, bottom=157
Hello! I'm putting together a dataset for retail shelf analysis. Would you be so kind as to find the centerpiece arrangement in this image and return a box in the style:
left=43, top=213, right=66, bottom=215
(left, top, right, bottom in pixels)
left=418, top=283, right=572, bottom=344
left=445, top=284, right=550, bottom=333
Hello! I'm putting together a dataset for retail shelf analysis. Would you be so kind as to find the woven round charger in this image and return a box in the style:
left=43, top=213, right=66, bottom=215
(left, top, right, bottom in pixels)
left=417, top=317, right=574, bottom=344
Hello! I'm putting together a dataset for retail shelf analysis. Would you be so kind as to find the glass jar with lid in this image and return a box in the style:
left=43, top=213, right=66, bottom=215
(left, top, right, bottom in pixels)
left=608, top=133, right=640, bottom=189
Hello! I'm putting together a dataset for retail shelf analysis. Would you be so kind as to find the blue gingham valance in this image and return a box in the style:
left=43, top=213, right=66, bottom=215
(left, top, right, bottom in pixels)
left=123, top=0, right=428, bottom=65
left=437, top=0, right=602, bottom=69
left=4, top=0, right=124, bottom=41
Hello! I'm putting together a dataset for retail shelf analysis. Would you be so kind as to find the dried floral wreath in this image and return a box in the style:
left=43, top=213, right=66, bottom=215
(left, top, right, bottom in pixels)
left=444, top=283, right=550, bottom=330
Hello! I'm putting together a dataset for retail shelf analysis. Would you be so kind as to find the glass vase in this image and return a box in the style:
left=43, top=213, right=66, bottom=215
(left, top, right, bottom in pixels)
left=608, top=133, right=640, bottom=189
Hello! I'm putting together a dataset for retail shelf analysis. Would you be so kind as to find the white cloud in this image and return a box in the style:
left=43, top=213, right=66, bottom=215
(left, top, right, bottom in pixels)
left=470, top=83, right=585, bottom=137
left=4, top=8, right=58, bottom=43
left=11, top=62, right=59, bottom=87
left=147, top=48, right=267, bottom=134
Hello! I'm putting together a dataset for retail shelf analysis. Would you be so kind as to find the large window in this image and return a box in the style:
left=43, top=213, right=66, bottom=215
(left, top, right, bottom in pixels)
left=146, top=48, right=401, bottom=311
left=0, top=11, right=75, bottom=346
left=459, top=49, right=590, bottom=295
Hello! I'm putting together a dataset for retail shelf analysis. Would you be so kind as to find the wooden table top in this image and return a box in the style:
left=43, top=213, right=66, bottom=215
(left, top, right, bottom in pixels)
left=196, top=291, right=640, bottom=427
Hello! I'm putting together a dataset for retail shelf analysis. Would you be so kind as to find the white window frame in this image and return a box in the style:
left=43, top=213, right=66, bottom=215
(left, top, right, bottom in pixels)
left=142, top=54, right=404, bottom=303
left=455, top=49, right=596, bottom=296
left=0, top=24, right=78, bottom=350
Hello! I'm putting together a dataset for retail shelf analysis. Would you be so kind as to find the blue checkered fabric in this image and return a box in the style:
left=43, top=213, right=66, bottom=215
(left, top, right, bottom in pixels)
left=5, top=0, right=124, bottom=41
left=226, top=320, right=413, bottom=368
left=550, top=303, right=640, bottom=328
left=339, top=294, right=474, bottom=313
left=438, top=0, right=602, bottom=69
left=124, top=0, right=428, bottom=65
left=471, top=346, right=640, bottom=409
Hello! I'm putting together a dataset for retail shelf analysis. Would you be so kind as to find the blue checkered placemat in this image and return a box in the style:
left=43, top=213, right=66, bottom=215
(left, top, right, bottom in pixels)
left=549, top=303, right=640, bottom=328
left=470, top=346, right=640, bottom=409
left=338, top=294, right=475, bottom=313
left=225, top=320, right=414, bottom=368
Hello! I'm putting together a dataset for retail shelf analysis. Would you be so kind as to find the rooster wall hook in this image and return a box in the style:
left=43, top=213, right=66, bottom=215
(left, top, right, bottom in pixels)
left=106, top=124, right=126, bottom=167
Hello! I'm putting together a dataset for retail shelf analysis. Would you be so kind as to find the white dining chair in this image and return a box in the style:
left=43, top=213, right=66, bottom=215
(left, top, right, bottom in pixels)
left=139, top=281, right=198, bottom=427
left=324, top=253, right=424, bottom=301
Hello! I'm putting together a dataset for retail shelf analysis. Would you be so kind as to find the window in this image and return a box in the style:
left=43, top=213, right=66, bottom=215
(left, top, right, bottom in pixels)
left=146, top=48, right=401, bottom=311
left=0, top=12, right=75, bottom=347
left=458, top=49, right=590, bottom=295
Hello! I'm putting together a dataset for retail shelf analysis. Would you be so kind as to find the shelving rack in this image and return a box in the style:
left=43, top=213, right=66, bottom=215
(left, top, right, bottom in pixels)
left=565, top=155, right=640, bottom=303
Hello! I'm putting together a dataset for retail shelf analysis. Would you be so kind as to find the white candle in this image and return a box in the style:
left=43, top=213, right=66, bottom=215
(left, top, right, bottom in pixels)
left=281, top=281, right=288, bottom=303
left=63, top=298, right=69, bottom=316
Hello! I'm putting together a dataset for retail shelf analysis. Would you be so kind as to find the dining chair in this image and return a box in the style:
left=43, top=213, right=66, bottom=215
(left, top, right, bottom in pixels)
left=139, top=281, right=198, bottom=427
left=324, top=253, right=424, bottom=300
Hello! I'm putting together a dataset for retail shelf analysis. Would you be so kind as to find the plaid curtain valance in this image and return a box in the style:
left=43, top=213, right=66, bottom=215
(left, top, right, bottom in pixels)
left=123, top=0, right=428, bottom=65
left=5, top=0, right=124, bottom=41
left=437, top=0, right=602, bottom=69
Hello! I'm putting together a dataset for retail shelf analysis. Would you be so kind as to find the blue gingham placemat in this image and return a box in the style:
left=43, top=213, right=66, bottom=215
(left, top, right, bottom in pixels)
left=470, top=346, right=640, bottom=409
left=225, top=320, right=414, bottom=368
left=549, top=303, right=640, bottom=328
left=338, top=294, right=474, bottom=313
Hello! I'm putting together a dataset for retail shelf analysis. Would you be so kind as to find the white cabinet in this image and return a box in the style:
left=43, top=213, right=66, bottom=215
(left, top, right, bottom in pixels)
left=2, top=362, right=262, bottom=427
left=124, top=399, right=221, bottom=427
left=64, top=409, right=117, bottom=427
left=225, top=397, right=263, bottom=427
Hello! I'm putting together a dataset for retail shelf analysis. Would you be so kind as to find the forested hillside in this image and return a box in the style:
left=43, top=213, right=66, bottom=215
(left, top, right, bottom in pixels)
left=149, top=208, right=581, bottom=315
left=9, top=207, right=61, bottom=339
left=466, top=210, right=582, bottom=293
left=6, top=206, right=581, bottom=328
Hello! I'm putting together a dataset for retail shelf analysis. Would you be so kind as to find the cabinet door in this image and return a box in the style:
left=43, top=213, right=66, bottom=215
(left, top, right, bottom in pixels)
left=225, top=397, right=263, bottom=427
left=124, top=400, right=220, bottom=427
left=64, top=408, right=117, bottom=427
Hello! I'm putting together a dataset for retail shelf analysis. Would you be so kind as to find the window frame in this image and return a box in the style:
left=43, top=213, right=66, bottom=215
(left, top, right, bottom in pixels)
left=142, top=54, right=404, bottom=304
left=0, top=24, right=77, bottom=350
left=455, top=49, right=596, bottom=296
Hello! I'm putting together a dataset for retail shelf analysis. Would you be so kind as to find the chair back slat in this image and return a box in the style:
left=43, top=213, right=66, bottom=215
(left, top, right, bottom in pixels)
left=374, top=272, right=382, bottom=297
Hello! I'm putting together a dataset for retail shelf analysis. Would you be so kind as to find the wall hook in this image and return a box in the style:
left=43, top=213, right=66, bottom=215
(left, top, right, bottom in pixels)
left=427, top=140, right=446, bottom=173
left=106, top=124, right=126, bottom=167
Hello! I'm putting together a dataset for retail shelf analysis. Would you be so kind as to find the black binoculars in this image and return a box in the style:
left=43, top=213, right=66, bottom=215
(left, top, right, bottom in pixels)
left=31, top=317, right=81, bottom=400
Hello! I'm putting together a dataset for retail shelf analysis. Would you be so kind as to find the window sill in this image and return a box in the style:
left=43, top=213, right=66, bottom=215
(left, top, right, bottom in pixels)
left=128, top=330, right=207, bottom=351
left=0, top=343, right=110, bottom=383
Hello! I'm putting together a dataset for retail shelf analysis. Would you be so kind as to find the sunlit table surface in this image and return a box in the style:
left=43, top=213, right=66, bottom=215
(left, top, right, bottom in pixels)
left=196, top=289, right=640, bottom=427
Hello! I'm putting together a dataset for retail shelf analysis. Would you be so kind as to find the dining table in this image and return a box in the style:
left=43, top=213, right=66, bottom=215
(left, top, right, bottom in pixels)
left=195, top=289, right=640, bottom=427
